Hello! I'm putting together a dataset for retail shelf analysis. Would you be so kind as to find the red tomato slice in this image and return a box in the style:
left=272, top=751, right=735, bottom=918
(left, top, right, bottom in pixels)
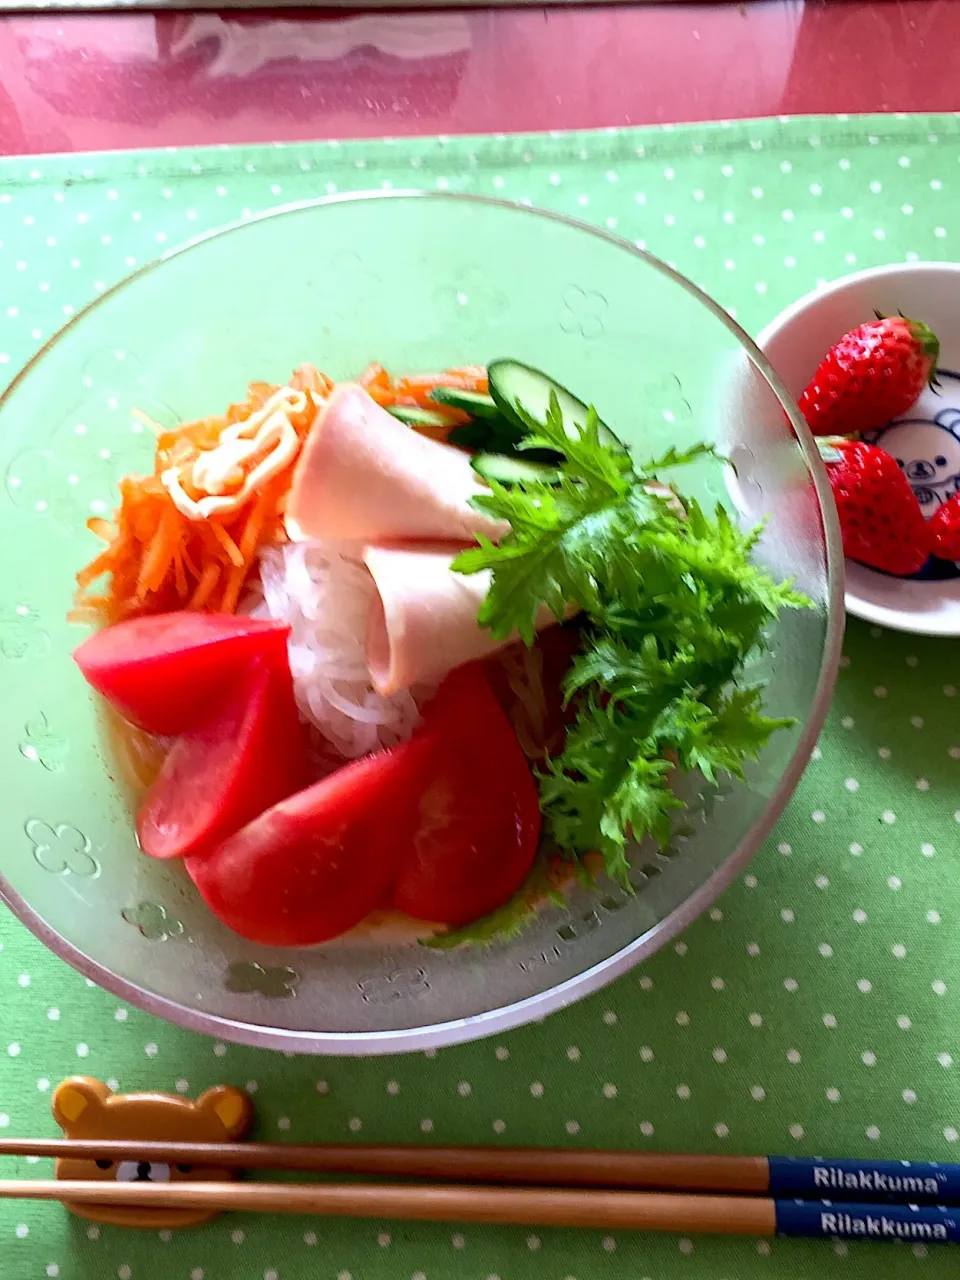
left=184, top=733, right=437, bottom=946
left=392, top=664, right=541, bottom=927
left=137, top=657, right=310, bottom=860
left=74, top=611, right=290, bottom=735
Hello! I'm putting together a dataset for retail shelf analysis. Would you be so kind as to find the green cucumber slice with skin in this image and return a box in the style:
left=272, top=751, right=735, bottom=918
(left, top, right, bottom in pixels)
left=487, top=360, right=627, bottom=454
left=448, top=417, right=521, bottom=452
left=449, top=418, right=564, bottom=466
left=429, top=387, right=501, bottom=419
left=386, top=404, right=452, bottom=429
left=471, top=453, right=562, bottom=486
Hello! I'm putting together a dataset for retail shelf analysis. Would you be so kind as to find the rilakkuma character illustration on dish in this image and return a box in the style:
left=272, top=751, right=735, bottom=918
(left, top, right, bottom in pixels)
left=52, top=1076, right=254, bottom=1229
left=868, top=406, right=960, bottom=518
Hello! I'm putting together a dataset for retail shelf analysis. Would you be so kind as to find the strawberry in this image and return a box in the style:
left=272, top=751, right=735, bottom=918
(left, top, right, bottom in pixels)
left=821, top=439, right=931, bottom=576
left=800, top=314, right=940, bottom=436
left=929, top=490, right=960, bottom=561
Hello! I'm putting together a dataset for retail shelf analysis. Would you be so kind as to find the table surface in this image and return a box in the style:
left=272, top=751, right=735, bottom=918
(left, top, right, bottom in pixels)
left=1, top=115, right=959, bottom=1280
left=1, top=1, right=959, bottom=157
left=2, top=9, right=960, bottom=1279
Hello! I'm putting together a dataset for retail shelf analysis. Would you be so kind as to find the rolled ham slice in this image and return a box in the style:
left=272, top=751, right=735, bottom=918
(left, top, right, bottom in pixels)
left=364, top=545, right=566, bottom=696
left=285, top=383, right=508, bottom=545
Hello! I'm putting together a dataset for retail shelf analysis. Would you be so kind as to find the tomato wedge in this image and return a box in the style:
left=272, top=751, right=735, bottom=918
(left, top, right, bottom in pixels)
left=74, top=611, right=290, bottom=735
left=184, top=663, right=540, bottom=944
left=392, top=664, right=541, bottom=927
left=137, top=657, right=310, bottom=860
left=184, top=732, right=437, bottom=946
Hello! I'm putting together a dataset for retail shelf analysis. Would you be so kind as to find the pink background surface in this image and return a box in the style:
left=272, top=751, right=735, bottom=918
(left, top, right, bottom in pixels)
left=0, top=1, right=956, bottom=157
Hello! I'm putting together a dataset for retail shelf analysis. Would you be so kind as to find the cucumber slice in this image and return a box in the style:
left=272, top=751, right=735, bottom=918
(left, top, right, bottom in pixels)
left=487, top=360, right=626, bottom=454
left=386, top=404, right=452, bottom=430
left=448, top=416, right=521, bottom=454
left=429, top=387, right=501, bottom=419
left=471, top=453, right=562, bottom=486
left=449, top=418, right=564, bottom=465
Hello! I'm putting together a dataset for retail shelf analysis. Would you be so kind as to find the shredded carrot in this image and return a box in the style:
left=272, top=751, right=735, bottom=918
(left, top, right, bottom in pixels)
left=87, top=517, right=116, bottom=541
left=291, top=364, right=333, bottom=398
left=172, top=547, right=189, bottom=599
left=358, top=362, right=391, bottom=390
left=365, top=385, right=395, bottom=408
left=380, top=371, right=485, bottom=438
left=392, top=370, right=489, bottom=404
left=137, top=503, right=181, bottom=596
left=188, top=562, right=220, bottom=610
left=356, top=363, right=393, bottom=406
left=396, top=370, right=488, bottom=392
left=221, top=563, right=249, bottom=615
left=238, top=476, right=282, bottom=562
left=179, top=539, right=200, bottom=579
left=445, top=365, right=489, bottom=384
left=74, top=362, right=489, bottom=624
left=76, top=546, right=119, bottom=591
left=74, top=364, right=329, bottom=625
left=209, top=521, right=245, bottom=569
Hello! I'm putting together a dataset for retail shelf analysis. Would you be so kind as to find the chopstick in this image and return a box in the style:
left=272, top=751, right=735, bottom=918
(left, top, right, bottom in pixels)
left=0, top=1139, right=768, bottom=1191
left=1, top=1179, right=958, bottom=1245
left=1, top=1140, right=955, bottom=1205
left=0, top=1179, right=772, bottom=1232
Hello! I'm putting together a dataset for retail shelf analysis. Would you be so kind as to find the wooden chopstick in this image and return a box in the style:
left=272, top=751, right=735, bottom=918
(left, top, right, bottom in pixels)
left=0, top=1139, right=767, bottom=1192
left=4, top=1140, right=959, bottom=1210
left=3, top=1179, right=958, bottom=1246
left=0, top=1179, right=777, bottom=1235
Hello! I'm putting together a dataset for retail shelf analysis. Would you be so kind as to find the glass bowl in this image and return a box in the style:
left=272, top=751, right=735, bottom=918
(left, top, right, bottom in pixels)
left=0, top=193, right=843, bottom=1054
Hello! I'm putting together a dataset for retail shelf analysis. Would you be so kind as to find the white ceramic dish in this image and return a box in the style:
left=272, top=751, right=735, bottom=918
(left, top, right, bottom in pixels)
left=748, top=262, right=960, bottom=636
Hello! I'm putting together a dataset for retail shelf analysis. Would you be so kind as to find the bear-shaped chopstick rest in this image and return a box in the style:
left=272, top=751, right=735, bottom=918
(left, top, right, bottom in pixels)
left=52, top=1076, right=254, bottom=1228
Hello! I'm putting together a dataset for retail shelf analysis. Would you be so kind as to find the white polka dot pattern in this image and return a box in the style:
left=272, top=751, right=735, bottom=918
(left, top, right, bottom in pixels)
left=1, top=113, right=959, bottom=1279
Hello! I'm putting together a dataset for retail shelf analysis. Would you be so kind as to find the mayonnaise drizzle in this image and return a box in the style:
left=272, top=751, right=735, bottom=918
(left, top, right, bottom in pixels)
left=162, top=385, right=315, bottom=521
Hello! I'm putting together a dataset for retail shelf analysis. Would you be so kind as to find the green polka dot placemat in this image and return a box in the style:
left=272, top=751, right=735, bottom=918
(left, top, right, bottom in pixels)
left=1, top=113, right=959, bottom=1280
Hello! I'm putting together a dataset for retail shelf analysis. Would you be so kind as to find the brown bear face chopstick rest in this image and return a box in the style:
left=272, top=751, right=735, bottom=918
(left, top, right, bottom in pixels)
left=51, top=1076, right=254, bottom=1228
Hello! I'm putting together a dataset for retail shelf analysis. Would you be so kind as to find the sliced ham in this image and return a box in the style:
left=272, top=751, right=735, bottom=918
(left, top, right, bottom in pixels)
left=285, top=383, right=507, bottom=545
left=364, top=545, right=567, bottom=696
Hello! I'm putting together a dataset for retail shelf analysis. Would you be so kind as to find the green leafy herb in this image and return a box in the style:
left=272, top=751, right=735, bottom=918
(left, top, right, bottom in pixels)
left=454, top=391, right=811, bottom=886
left=635, top=441, right=722, bottom=474
left=454, top=401, right=640, bottom=644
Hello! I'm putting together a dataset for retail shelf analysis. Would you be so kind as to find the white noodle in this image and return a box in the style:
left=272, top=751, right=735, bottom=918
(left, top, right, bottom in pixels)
left=246, top=539, right=428, bottom=759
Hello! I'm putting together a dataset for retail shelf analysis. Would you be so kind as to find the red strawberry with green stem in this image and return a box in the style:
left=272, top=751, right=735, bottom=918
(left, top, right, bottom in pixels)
left=929, top=490, right=960, bottom=561
left=820, top=438, right=932, bottom=576
left=800, top=314, right=940, bottom=437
